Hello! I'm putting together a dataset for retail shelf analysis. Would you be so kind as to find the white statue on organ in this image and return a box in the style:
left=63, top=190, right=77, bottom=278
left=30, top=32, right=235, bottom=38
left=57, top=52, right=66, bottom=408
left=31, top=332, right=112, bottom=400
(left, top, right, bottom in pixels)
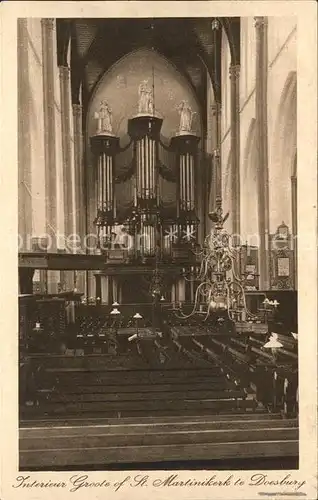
left=94, top=99, right=113, bottom=135
left=138, top=80, right=154, bottom=115
left=177, top=100, right=196, bottom=134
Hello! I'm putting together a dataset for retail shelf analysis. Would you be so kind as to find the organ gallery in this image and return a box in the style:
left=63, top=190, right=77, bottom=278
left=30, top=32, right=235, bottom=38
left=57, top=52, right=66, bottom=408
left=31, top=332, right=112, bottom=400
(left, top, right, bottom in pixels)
left=17, top=16, right=298, bottom=471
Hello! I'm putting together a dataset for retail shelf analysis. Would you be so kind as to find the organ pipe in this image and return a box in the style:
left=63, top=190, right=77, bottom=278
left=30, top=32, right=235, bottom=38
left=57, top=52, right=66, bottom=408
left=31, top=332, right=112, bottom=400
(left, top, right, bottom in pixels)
left=178, top=152, right=196, bottom=212
left=135, top=135, right=157, bottom=200
left=90, top=135, right=120, bottom=251
left=97, top=152, right=113, bottom=212
left=170, top=134, right=200, bottom=215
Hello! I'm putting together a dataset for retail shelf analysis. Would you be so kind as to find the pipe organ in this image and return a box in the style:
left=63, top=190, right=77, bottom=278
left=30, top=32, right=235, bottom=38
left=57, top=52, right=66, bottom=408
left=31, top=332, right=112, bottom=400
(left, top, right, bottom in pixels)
left=128, top=115, right=162, bottom=205
left=90, top=134, right=119, bottom=251
left=89, top=92, right=201, bottom=303
left=170, top=134, right=200, bottom=247
left=126, top=116, right=163, bottom=259
left=135, top=133, right=157, bottom=200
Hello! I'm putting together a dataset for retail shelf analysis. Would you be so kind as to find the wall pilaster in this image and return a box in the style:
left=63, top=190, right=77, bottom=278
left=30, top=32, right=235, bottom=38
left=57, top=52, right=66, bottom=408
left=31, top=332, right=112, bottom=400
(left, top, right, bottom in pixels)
left=229, top=64, right=241, bottom=240
left=255, top=16, right=270, bottom=289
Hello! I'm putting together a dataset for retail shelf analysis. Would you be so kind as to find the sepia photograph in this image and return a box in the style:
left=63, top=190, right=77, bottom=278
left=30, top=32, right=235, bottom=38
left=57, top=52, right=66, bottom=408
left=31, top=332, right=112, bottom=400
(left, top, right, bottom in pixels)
left=0, top=2, right=317, bottom=499
left=17, top=14, right=301, bottom=472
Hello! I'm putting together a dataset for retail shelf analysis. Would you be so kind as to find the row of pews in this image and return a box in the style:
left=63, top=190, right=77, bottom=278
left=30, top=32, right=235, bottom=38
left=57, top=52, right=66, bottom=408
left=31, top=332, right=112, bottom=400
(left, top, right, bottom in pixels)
left=19, top=305, right=299, bottom=470
left=20, top=414, right=298, bottom=470
left=170, top=325, right=298, bottom=416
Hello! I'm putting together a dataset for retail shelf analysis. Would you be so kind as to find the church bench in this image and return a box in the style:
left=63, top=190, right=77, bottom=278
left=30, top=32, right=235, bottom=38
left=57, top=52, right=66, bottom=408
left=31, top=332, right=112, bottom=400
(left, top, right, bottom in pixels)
left=191, top=339, right=242, bottom=384
left=21, top=407, right=267, bottom=421
left=20, top=416, right=298, bottom=438
left=58, top=380, right=236, bottom=394
left=229, top=337, right=249, bottom=350
left=52, top=376, right=229, bottom=390
left=29, top=353, right=140, bottom=371
left=275, top=333, right=297, bottom=348
left=19, top=434, right=298, bottom=468
left=171, top=339, right=217, bottom=368
left=248, top=336, right=297, bottom=362
left=47, top=388, right=246, bottom=403
left=24, top=396, right=258, bottom=416
left=20, top=412, right=288, bottom=428
left=192, top=337, right=291, bottom=410
left=20, top=425, right=298, bottom=451
left=47, top=366, right=223, bottom=379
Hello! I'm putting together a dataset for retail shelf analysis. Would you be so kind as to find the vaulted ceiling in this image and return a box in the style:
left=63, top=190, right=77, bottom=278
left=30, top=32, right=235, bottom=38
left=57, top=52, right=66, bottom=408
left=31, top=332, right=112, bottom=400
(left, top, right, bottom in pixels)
left=57, top=17, right=240, bottom=122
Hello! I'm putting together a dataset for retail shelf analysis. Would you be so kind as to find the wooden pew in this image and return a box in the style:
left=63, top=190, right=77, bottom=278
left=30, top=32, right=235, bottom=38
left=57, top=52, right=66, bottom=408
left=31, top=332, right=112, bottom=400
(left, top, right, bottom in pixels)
left=19, top=416, right=298, bottom=469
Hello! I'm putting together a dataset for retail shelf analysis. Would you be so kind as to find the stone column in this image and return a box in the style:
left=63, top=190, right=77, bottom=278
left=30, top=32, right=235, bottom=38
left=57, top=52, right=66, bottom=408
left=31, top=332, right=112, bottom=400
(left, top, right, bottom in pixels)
left=108, top=276, right=114, bottom=304
left=59, top=66, right=73, bottom=245
left=73, top=103, right=86, bottom=294
left=59, top=65, right=75, bottom=290
left=211, top=102, right=222, bottom=153
left=291, top=175, right=297, bottom=289
left=117, top=278, right=123, bottom=304
left=177, top=279, right=186, bottom=304
left=171, top=283, right=176, bottom=305
left=229, top=64, right=241, bottom=241
left=72, top=103, right=85, bottom=249
left=112, top=278, right=119, bottom=303
left=95, top=273, right=102, bottom=302
left=17, top=19, right=32, bottom=250
left=41, top=18, right=57, bottom=252
left=41, top=18, right=59, bottom=293
left=209, top=102, right=222, bottom=214
left=255, top=17, right=270, bottom=289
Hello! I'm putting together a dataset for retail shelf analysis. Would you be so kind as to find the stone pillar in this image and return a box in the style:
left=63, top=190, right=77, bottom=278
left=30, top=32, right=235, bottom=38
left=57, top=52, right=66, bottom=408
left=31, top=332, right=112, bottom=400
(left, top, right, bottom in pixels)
left=211, top=102, right=222, bottom=153
left=255, top=17, right=270, bottom=289
left=41, top=18, right=57, bottom=252
left=117, top=278, right=123, bottom=304
left=209, top=102, right=222, bottom=214
left=59, top=65, right=73, bottom=246
left=291, top=175, right=297, bottom=289
left=177, top=279, right=186, bottom=304
left=17, top=19, right=32, bottom=250
left=95, top=273, right=102, bottom=302
left=73, top=103, right=86, bottom=294
left=73, top=103, right=85, bottom=249
left=112, top=278, right=119, bottom=303
left=229, top=64, right=241, bottom=241
left=171, top=283, right=176, bottom=305
left=108, top=276, right=114, bottom=304
left=59, top=65, right=75, bottom=290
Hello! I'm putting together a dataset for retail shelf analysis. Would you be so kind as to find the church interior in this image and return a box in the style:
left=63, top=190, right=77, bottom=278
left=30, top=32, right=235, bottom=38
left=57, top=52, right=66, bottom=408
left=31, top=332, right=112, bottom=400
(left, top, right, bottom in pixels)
left=18, top=17, right=298, bottom=470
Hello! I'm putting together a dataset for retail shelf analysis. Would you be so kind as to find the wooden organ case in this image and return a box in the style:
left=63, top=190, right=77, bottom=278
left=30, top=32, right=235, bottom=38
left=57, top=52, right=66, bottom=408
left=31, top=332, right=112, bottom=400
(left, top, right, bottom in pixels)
left=90, top=109, right=201, bottom=305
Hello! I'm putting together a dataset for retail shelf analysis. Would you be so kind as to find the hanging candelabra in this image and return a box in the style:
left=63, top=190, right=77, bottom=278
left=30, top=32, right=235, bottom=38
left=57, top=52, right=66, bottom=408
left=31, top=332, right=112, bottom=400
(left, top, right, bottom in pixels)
left=174, top=199, right=277, bottom=333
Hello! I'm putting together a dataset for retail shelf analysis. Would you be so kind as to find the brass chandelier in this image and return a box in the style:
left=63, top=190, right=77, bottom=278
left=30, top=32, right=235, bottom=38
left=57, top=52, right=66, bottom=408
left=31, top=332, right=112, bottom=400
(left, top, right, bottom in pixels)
left=176, top=198, right=277, bottom=332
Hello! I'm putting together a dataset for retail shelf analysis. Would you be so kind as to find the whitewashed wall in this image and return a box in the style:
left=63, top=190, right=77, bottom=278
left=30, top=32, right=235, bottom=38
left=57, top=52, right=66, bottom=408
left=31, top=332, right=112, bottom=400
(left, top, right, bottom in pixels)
left=239, top=18, right=258, bottom=244
left=18, top=19, right=78, bottom=250
left=24, top=19, right=46, bottom=240
left=267, top=17, right=297, bottom=232
left=221, top=17, right=297, bottom=244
